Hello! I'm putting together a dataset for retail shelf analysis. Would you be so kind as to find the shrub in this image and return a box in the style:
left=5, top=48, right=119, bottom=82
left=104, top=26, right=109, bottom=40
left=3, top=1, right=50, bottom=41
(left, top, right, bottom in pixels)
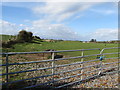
left=17, top=30, right=33, bottom=42
left=34, top=36, right=41, bottom=39
left=2, top=40, right=18, bottom=48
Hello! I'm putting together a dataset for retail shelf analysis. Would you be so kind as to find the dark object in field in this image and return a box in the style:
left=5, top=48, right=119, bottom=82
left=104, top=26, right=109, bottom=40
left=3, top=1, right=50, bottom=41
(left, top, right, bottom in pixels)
left=47, top=54, right=63, bottom=59
left=45, top=49, right=63, bottom=59
left=54, top=55, right=63, bottom=59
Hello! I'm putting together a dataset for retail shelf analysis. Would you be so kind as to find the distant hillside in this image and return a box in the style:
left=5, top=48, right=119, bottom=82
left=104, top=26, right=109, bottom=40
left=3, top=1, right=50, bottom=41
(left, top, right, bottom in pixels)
left=0, top=34, right=16, bottom=42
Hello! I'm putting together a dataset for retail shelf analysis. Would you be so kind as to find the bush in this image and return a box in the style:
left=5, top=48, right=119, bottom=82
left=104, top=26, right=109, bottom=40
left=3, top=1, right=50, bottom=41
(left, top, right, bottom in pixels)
left=34, top=36, right=41, bottom=39
left=2, top=40, right=18, bottom=48
left=2, top=42, right=8, bottom=48
left=2, top=30, right=42, bottom=48
left=90, top=39, right=96, bottom=42
left=17, top=30, right=33, bottom=42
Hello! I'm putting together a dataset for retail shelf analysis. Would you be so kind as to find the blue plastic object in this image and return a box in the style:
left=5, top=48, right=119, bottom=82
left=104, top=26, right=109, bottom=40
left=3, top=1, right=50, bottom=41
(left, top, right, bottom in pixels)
left=99, top=56, right=104, bottom=61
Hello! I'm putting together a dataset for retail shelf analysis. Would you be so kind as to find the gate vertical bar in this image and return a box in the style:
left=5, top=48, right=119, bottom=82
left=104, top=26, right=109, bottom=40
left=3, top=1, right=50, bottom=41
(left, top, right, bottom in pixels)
left=81, top=51, right=84, bottom=80
left=52, top=52, right=55, bottom=86
left=99, top=58, right=103, bottom=75
left=6, top=54, right=9, bottom=88
left=99, top=49, right=104, bottom=75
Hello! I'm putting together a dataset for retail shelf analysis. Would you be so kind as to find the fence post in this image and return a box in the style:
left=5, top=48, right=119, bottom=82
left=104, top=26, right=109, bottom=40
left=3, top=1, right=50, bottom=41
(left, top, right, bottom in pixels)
left=81, top=51, right=84, bottom=80
left=6, top=54, right=9, bottom=88
left=51, top=52, right=55, bottom=86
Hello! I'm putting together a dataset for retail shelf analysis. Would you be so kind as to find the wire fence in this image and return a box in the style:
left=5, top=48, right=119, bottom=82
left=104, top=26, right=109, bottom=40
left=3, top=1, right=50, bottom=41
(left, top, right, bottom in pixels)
left=0, top=47, right=119, bottom=89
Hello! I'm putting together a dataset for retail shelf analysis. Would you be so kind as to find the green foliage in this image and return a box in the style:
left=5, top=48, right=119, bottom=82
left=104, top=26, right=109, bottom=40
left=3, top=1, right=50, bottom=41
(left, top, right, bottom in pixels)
left=0, top=34, right=16, bottom=42
left=90, top=39, right=96, bottom=42
left=2, top=40, right=18, bottom=48
left=47, top=55, right=52, bottom=59
left=33, top=36, right=43, bottom=43
left=1, top=34, right=17, bottom=48
left=17, top=30, right=33, bottom=42
left=33, top=36, right=41, bottom=40
left=1, top=30, right=42, bottom=48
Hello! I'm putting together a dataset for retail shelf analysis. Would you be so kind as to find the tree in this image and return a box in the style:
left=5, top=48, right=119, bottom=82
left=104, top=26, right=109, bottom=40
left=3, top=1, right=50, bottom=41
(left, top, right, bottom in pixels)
left=27, top=32, right=33, bottom=42
left=90, top=39, right=96, bottom=42
left=17, top=30, right=33, bottom=42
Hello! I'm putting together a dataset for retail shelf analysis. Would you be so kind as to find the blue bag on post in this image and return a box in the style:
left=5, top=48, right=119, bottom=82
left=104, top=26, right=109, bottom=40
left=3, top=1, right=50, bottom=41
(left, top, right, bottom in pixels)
left=99, top=56, right=104, bottom=61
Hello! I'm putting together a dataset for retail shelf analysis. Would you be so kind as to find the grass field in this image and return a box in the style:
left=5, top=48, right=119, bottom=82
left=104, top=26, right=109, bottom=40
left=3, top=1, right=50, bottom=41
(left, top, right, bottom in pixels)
left=1, top=39, right=118, bottom=66
left=0, top=34, right=16, bottom=42
left=1, top=34, right=118, bottom=58
left=2, top=40, right=118, bottom=51
left=1, top=35, right=119, bottom=89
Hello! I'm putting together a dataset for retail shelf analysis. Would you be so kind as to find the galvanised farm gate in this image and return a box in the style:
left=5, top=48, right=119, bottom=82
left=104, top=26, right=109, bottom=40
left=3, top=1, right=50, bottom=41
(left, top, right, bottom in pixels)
left=0, top=47, right=119, bottom=89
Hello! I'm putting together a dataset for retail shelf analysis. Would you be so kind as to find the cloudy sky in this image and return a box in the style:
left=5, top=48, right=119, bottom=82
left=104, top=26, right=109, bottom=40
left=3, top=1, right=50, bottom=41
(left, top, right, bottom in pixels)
left=0, top=1, right=118, bottom=41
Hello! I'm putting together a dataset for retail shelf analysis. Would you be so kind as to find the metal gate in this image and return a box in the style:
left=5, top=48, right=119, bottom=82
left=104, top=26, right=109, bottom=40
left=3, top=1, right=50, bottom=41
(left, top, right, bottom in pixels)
left=0, top=47, right=119, bottom=89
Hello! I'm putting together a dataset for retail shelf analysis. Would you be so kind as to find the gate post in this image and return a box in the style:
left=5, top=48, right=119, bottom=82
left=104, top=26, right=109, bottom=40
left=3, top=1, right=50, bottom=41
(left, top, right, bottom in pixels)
left=81, top=51, right=84, bottom=80
left=51, top=52, right=55, bottom=86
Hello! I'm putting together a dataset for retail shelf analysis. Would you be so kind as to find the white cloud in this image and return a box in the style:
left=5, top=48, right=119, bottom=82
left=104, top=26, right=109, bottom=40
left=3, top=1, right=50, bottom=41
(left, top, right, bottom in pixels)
left=0, top=20, right=118, bottom=41
left=19, top=24, right=26, bottom=27
left=31, top=2, right=118, bottom=41
left=7, top=19, right=83, bottom=40
left=90, top=9, right=116, bottom=15
left=89, top=28, right=118, bottom=41
left=27, top=20, right=84, bottom=40
left=32, top=2, right=93, bottom=22
left=0, top=20, right=31, bottom=35
left=0, top=20, right=20, bottom=35
left=1, top=2, right=118, bottom=41
left=29, top=2, right=96, bottom=40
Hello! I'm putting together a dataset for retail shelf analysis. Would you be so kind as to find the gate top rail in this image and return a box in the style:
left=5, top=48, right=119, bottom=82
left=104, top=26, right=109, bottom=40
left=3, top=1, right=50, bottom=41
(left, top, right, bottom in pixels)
left=0, top=48, right=100, bottom=55
left=103, top=47, right=120, bottom=49
left=100, top=47, right=120, bottom=54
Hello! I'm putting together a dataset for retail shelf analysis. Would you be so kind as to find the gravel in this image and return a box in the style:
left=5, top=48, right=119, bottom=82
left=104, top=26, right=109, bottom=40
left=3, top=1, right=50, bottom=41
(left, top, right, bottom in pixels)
left=2, top=58, right=119, bottom=89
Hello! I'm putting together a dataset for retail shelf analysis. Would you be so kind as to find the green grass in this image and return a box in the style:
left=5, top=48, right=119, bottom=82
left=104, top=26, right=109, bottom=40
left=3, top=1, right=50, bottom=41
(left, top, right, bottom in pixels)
left=1, top=34, right=118, bottom=60
left=2, top=40, right=118, bottom=60
left=1, top=34, right=118, bottom=53
left=0, top=34, right=16, bottom=42
left=2, top=41, right=118, bottom=51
